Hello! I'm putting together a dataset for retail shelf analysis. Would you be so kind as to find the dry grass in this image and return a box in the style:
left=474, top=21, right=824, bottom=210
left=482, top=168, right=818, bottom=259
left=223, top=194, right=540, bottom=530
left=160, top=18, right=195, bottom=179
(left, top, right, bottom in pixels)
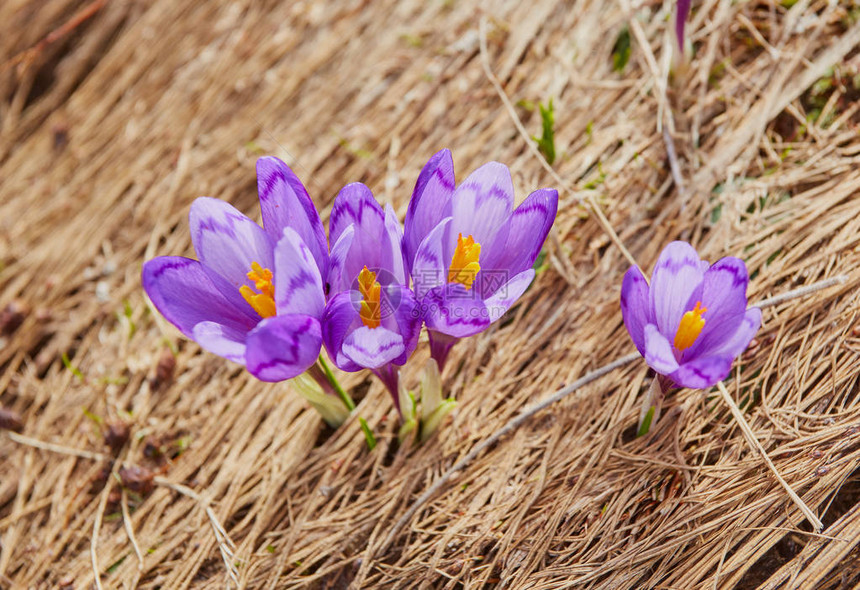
left=2, top=0, right=860, bottom=588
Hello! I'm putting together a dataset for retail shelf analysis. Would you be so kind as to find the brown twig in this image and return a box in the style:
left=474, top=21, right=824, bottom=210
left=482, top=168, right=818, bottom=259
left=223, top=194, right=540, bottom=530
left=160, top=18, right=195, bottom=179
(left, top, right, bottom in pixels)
left=1, top=0, right=107, bottom=74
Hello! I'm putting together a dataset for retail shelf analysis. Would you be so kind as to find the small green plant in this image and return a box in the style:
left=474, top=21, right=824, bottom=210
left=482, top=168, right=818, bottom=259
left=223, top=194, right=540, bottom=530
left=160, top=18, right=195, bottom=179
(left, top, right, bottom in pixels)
left=532, top=99, right=556, bottom=165
left=612, top=27, right=631, bottom=72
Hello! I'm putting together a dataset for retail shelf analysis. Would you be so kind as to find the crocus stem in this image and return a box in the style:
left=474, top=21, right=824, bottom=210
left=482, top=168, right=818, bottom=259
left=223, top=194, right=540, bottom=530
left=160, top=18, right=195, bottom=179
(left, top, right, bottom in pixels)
left=637, top=375, right=674, bottom=436
left=372, top=363, right=401, bottom=415
left=313, top=356, right=355, bottom=412
left=428, top=331, right=458, bottom=373
left=637, top=378, right=663, bottom=436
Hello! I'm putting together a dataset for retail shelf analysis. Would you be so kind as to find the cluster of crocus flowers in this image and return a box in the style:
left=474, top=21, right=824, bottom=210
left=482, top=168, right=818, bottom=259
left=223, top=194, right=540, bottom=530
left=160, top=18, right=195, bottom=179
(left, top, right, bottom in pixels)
left=620, top=241, right=762, bottom=431
left=143, top=150, right=558, bottom=438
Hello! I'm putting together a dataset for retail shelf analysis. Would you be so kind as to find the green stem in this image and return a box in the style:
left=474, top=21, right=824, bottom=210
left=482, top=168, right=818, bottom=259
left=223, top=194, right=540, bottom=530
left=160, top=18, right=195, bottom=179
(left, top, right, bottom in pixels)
left=318, top=355, right=355, bottom=411
left=359, top=417, right=377, bottom=450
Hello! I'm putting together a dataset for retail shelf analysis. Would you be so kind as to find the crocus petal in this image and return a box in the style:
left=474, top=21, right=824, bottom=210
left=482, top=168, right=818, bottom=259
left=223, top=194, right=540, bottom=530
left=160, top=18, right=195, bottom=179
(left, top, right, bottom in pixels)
left=245, top=314, right=322, bottom=381
left=384, top=204, right=408, bottom=285
left=412, top=217, right=452, bottom=299
left=404, top=149, right=455, bottom=271
left=482, top=188, right=559, bottom=279
left=649, top=241, right=705, bottom=338
left=671, top=355, right=733, bottom=389
left=449, top=162, right=514, bottom=257
left=329, top=183, right=385, bottom=248
left=675, top=0, right=691, bottom=53
left=643, top=324, right=680, bottom=375
left=421, top=283, right=491, bottom=338
left=621, top=266, right=650, bottom=356
left=256, top=157, right=328, bottom=276
left=189, top=197, right=274, bottom=290
left=714, top=307, right=762, bottom=358
left=327, top=225, right=355, bottom=295
left=142, top=257, right=257, bottom=340
left=273, top=228, right=325, bottom=319
left=687, top=257, right=751, bottom=358
left=321, top=292, right=362, bottom=372
left=386, top=285, right=422, bottom=365
left=192, top=321, right=248, bottom=364
left=342, top=326, right=405, bottom=369
left=482, top=269, right=535, bottom=322
left=329, top=183, right=395, bottom=288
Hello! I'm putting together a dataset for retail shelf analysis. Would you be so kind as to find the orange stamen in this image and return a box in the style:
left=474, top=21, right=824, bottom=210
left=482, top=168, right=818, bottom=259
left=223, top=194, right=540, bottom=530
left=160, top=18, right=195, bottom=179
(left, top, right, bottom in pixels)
left=674, top=301, right=707, bottom=351
left=239, top=261, right=276, bottom=318
left=447, top=233, right=481, bottom=290
left=357, top=266, right=381, bottom=329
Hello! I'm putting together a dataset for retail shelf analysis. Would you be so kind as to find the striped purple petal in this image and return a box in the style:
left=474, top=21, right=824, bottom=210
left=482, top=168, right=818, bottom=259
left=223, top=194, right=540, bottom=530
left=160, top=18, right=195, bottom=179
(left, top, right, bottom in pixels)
left=327, top=225, right=355, bottom=295
left=142, top=256, right=257, bottom=340
left=643, top=324, right=680, bottom=375
left=386, top=285, right=422, bottom=365
left=412, top=218, right=451, bottom=299
left=321, top=292, right=362, bottom=372
left=245, top=314, right=322, bottom=381
left=189, top=197, right=274, bottom=292
left=421, top=283, right=491, bottom=338
left=274, top=228, right=325, bottom=319
left=329, top=183, right=394, bottom=292
left=192, top=321, right=248, bottom=364
left=404, top=149, right=455, bottom=272
left=481, top=188, right=559, bottom=279
left=383, top=204, right=408, bottom=285
left=671, top=355, right=733, bottom=389
left=481, top=268, right=534, bottom=321
left=620, top=265, right=650, bottom=356
left=675, top=0, right=692, bottom=53
left=342, top=326, right=405, bottom=369
left=448, top=162, right=514, bottom=257
left=329, top=182, right=385, bottom=249
left=648, top=241, right=705, bottom=337
left=256, top=157, right=328, bottom=276
left=714, top=307, right=761, bottom=358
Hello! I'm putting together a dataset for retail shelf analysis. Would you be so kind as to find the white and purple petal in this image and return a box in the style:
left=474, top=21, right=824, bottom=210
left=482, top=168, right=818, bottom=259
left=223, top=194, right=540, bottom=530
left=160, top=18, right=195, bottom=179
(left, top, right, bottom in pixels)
left=342, top=326, right=405, bottom=369
left=685, top=257, right=750, bottom=358
left=481, top=188, right=559, bottom=279
left=383, top=204, right=408, bottom=285
left=256, top=157, right=328, bottom=276
left=648, top=241, right=705, bottom=338
left=329, top=183, right=385, bottom=248
left=713, top=307, right=762, bottom=359
left=620, top=266, right=651, bottom=356
left=142, top=256, right=257, bottom=340
left=412, top=218, right=452, bottom=299
left=671, top=355, right=733, bottom=389
left=245, top=314, right=322, bottom=381
left=192, top=322, right=248, bottom=365
left=448, top=162, right=514, bottom=258
left=327, top=225, right=355, bottom=295
left=189, top=197, right=274, bottom=291
left=385, top=285, right=422, bottom=366
left=643, top=324, right=680, bottom=375
left=404, top=149, right=455, bottom=271
left=421, top=283, right=491, bottom=338
left=273, top=228, right=326, bottom=319
left=329, top=183, right=391, bottom=288
left=321, top=292, right=363, bottom=372
left=481, top=268, right=535, bottom=322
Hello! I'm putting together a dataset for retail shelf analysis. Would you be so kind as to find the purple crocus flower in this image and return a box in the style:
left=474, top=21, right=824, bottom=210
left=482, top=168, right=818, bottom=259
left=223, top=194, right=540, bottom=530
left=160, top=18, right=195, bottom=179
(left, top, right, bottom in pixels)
left=620, top=241, right=761, bottom=389
left=142, top=157, right=329, bottom=382
left=404, top=149, right=558, bottom=368
left=322, top=183, right=421, bottom=408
